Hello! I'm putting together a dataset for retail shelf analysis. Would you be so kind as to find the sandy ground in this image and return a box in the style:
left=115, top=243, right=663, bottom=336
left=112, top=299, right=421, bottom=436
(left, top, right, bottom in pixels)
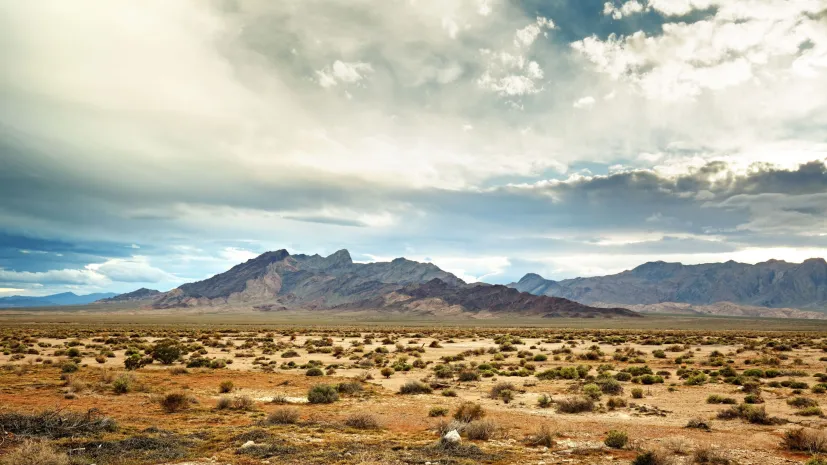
left=0, top=324, right=825, bottom=464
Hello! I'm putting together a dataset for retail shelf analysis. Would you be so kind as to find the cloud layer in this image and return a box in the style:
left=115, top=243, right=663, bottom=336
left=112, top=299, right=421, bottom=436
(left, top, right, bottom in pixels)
left=1, top=0, right=826, bottom=295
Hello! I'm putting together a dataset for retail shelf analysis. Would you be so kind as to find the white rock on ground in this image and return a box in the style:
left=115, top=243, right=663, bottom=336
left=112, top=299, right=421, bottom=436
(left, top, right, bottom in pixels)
left=442, top=430, right=461, bottom=443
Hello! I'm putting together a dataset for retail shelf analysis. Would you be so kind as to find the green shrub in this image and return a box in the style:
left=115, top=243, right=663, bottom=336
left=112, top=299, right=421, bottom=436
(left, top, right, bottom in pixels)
left=336, top=381, right=364, bottom=396
left=631, top=388, right=644, bottom=399
left=61, top=362, right=78, bottom=374
left=716, top=404, right=781, bottom=425
left=556, top=396, right=594, bottom=413
left=787, top=397, right=818, bottom=408
left=399, top=380, right=432, bottom=395
left=307, top=384, right=339, bottom=404
left=684, top=373, right=708, bottom=386
left=112, top=374, right=133, bottom=394
left=632, top=450, right=671, bottom=465
left=798, top=407, right=823, bottom=416
left=597, top=377, right=623, bottom=394
left=429, top=406, right=449, bottom=417
left=458, top=370, right=480, bottom=382
left=150, top=339, right=182, bottom=365
left=454, top=402, right=485, bottom=422
left=582, top=383, right=602, bottom=400
left=743, top=394, right=764, bottom=404
left=124, top=354, right=150, bottom=370
left=219, top=380, right=234, bottom=393
left=604, top=430, right=628, bottom=449
left=305, top=367, right=324, bottom=377
left=159, top=392, right=191, bottom=413
left=607, top=396, right=627, bottom=409
left=707, top=394, right=736, bottom=404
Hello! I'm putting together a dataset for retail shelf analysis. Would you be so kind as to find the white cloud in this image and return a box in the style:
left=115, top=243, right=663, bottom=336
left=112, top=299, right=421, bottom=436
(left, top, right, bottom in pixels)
left=442, top=17, right=460, bottom=39
left=359, top=254, right=511, bottom=283
left=477, top=0, right=493, bottom=16
left=0, top=288, right=24, bottom=294
left=647, top=0, right=715, bottom=16
left=479, top=74, right=541, bottom=96
left=514, top=17, right=555, bottom=47
left=479, top=18, right=552, bottom=98
left=218, top=247, right=259, bottom=264
left=574, top=2, right=827, bottom=100
left=0, top=256, right=177, bottom=286
left=573, top=96, right=596, bottom=108
left=603, top=0, right=645, bottom=20
left=316, top=60, right=374, bottom=88
left=86, top=256, right=178, bottom=283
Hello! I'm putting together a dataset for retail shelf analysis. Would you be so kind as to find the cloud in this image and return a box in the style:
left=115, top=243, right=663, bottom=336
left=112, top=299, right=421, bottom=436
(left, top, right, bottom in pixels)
left=573, top=2, right=827, bottom=100
left=316, top=60, right=374, bottom=88
left=514, top=17, right=555, bottom=47
left=0, top=1, right=825, bottom=292
left=0, top=256, right=175, bottom=286
left=573, top=96, right=596, bottom=108
left=603, top=1, right=645, bottom=20
left=647, top=0, right=716, bottom=16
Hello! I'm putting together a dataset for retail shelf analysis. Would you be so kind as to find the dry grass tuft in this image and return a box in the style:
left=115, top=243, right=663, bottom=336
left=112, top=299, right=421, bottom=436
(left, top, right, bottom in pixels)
left=783, top=428, right=827, bottom=453
left=264, top=407, right=300, bottom=424
left=464, top=419, right=496, bottom=440
left=0, top=439, right=68, bottom=465
left=344, top=413, right=381, bottom=429
left=0, top=409, right=117, bottom=438
left=524, top=425, right=555, bottom=447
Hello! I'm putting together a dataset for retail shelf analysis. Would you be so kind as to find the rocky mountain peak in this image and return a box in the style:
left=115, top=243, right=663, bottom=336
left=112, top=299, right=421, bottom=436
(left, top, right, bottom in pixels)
left=327, top=249, right=353, bottom=266
left=518, top=273, right=546, bottom=283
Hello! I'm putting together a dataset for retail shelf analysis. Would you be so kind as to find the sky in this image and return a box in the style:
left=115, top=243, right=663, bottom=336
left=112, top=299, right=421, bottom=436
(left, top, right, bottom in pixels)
left=1, top=0, right=827, bottom=296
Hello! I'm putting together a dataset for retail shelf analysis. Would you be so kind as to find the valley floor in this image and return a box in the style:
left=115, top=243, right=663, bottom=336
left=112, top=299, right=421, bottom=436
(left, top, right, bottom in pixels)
left=0, top=320, right=825, bottom=465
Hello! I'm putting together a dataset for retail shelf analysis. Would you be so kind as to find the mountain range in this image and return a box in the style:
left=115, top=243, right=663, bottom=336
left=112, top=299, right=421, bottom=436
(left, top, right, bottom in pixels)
left=99, top=249, right=636, bottom=318
left=0, top=292, right=117, bottom=308
left=510, top=258, right=827, bottom=316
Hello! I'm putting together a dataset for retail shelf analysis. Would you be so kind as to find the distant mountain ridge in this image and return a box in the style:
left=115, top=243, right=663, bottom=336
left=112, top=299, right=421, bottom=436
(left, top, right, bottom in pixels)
left=0, top=292, right=117, bottom=308
left=103, top=249, right=636, bottom=318
left=510, top=258, right=827, bottom=312
left=97, top=288, right=161, bottom=303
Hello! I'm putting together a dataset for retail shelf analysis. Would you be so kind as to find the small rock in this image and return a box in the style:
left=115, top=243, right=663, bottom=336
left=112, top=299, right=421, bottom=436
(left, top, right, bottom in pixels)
left=240, top=440, right=256, bottom=449
left=442, top=430, right=461, bottom=444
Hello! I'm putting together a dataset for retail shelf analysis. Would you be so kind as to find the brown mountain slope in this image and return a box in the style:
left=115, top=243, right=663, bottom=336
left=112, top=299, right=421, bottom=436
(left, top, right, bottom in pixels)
left=511, top=258, right=827, bottom=310
left=109, top=250, right=637, bottom=318
left=591, top=301, right=827, bottom=320
left=338, top=279, right=638, bottom=318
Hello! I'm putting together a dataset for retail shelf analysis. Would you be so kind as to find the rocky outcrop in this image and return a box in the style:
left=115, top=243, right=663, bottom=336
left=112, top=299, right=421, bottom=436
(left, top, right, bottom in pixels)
left=510, top=258, right=827, bottom=310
